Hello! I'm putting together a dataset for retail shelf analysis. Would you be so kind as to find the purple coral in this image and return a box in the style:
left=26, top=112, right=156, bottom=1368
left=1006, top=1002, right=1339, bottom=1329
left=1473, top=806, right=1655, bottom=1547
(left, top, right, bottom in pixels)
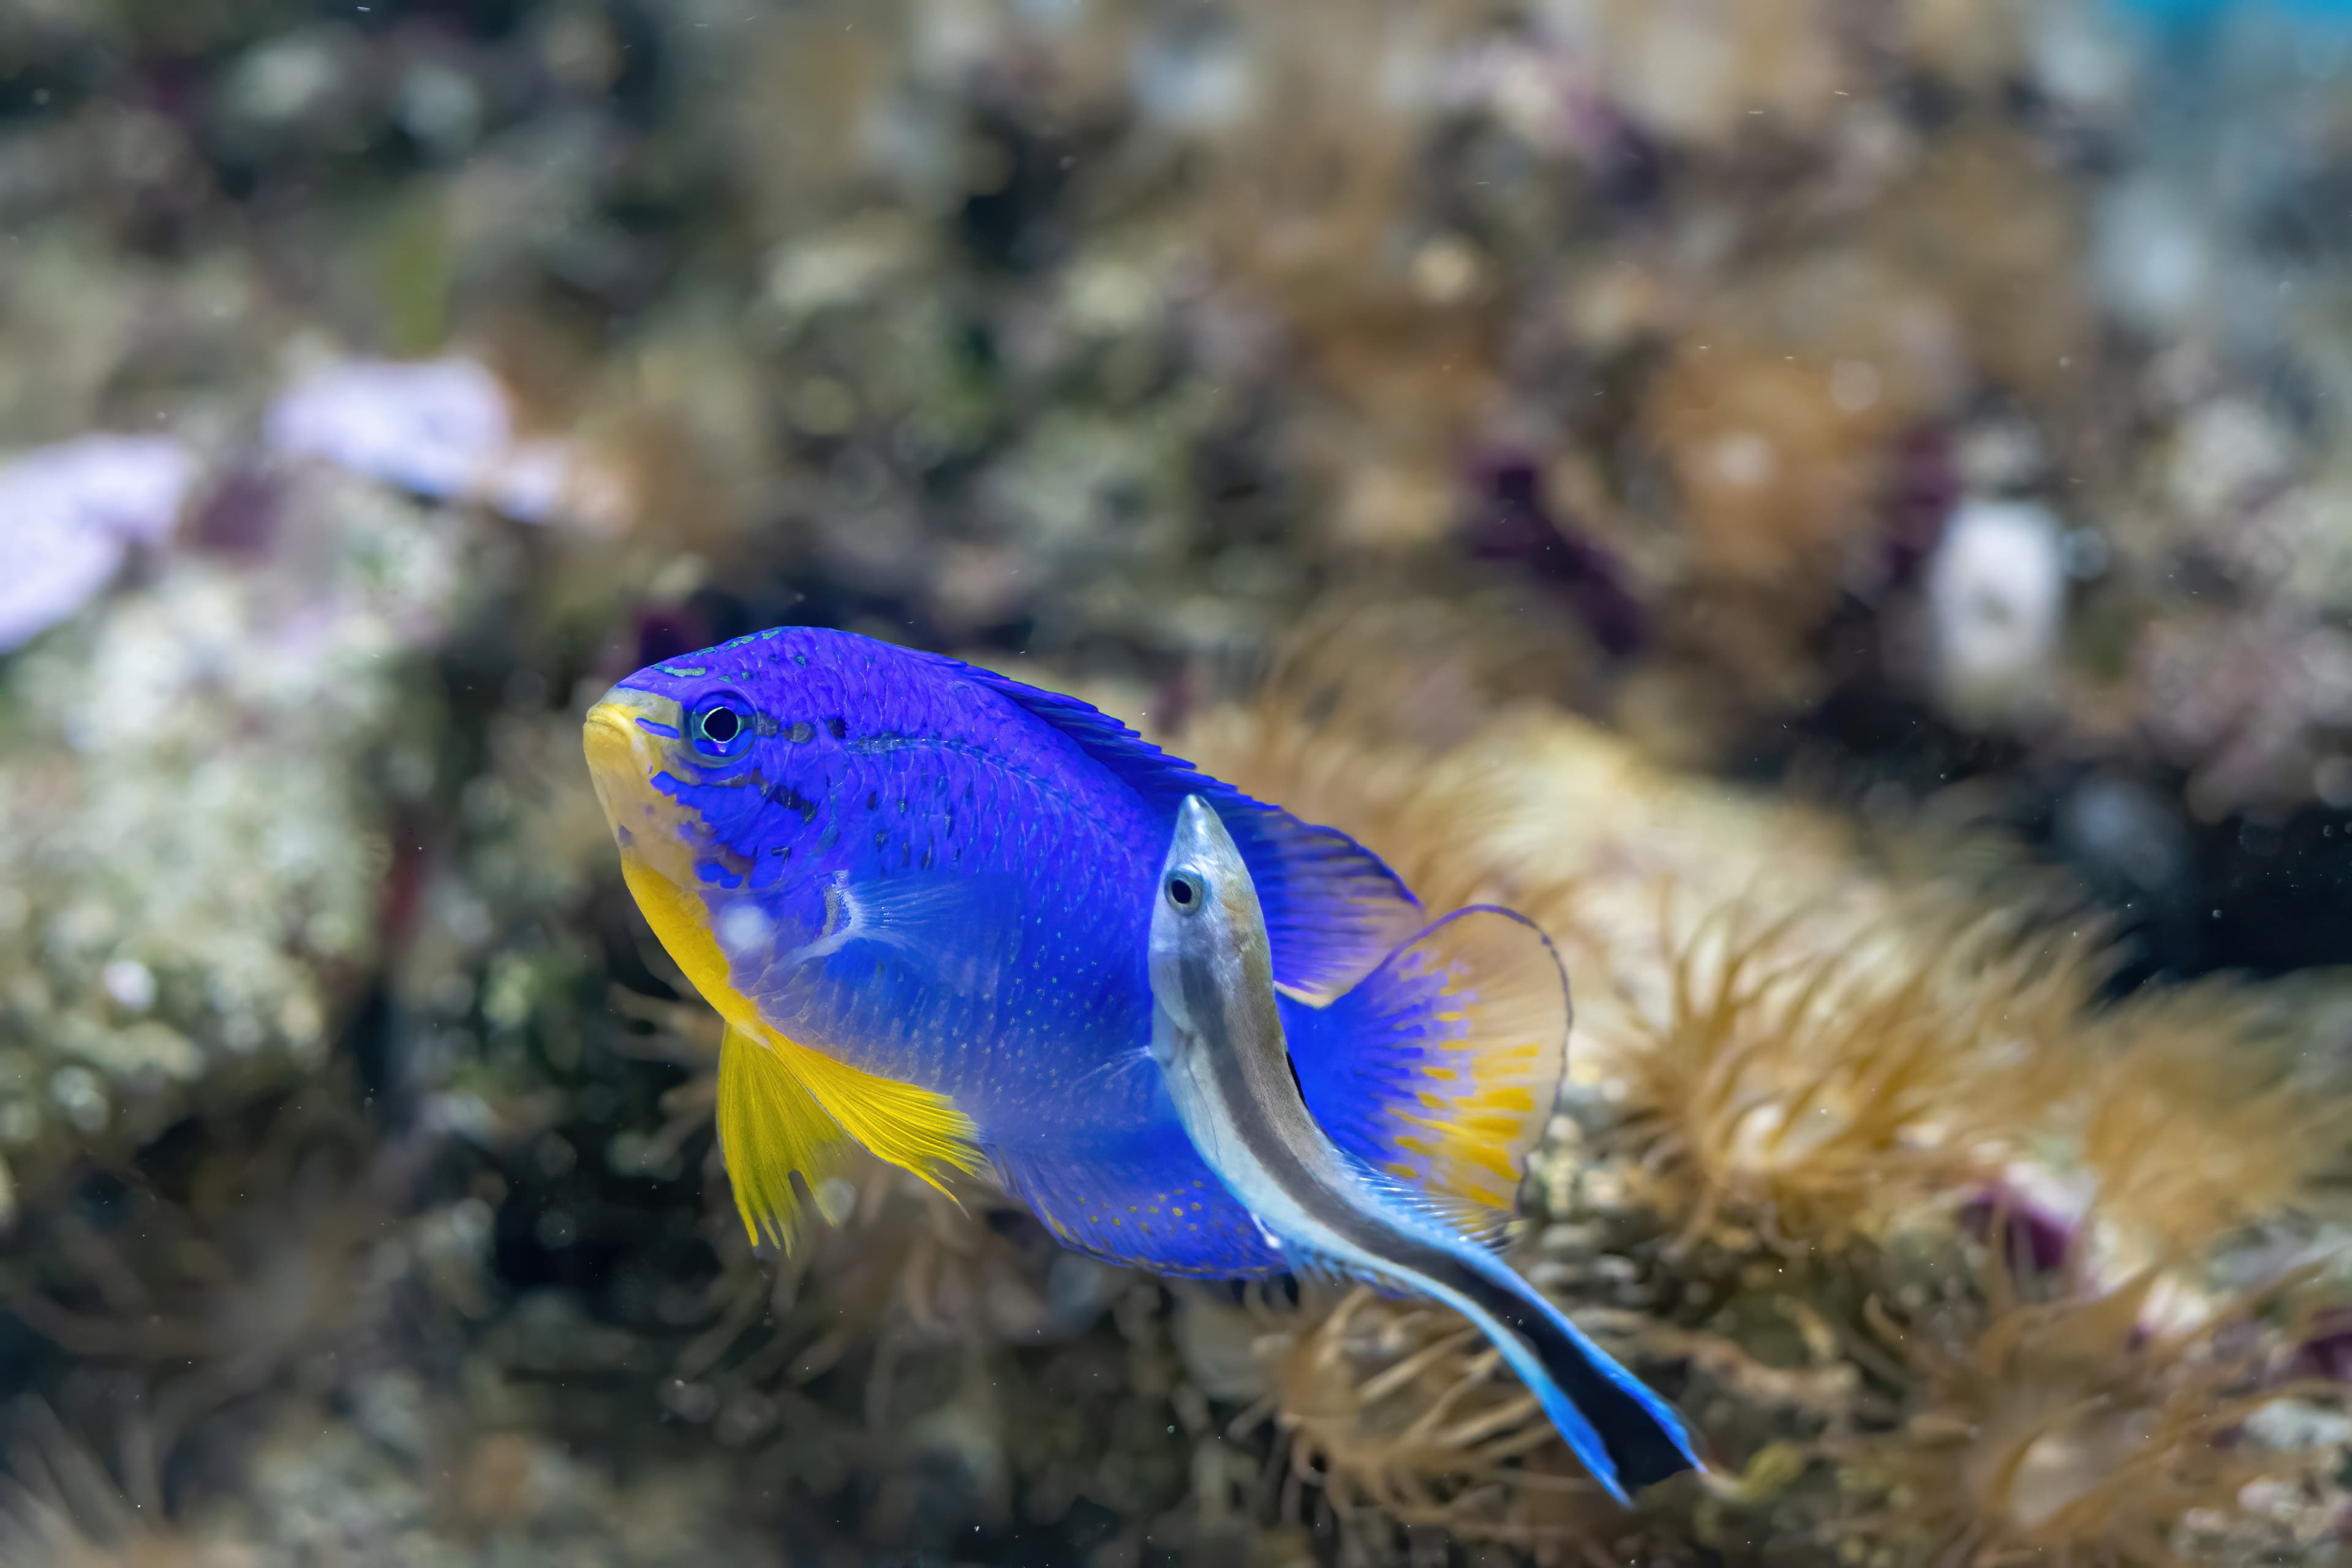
left=267, top=358, right=510, bottom=500
left=1464, top=452, right=1646, bottom=656
left=0, top=435, right=196, bottom=652
left=1959, top=1180, right=2080, bottom=1278
left=2293, top=1309, right=2352, bottom=1383
left=265, top=356, right=620, bottom=529
left=1883, top=426, right=1961, bottom=584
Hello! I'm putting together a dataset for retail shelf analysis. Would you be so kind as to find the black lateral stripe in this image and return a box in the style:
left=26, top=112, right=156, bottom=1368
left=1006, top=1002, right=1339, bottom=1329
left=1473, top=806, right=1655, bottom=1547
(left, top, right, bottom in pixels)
left=1442, top=1256, right=1695, bottom=1489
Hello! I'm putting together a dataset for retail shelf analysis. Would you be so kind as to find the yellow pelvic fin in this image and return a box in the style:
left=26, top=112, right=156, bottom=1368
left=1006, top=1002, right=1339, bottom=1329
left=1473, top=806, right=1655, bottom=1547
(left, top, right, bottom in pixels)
left=717, top=1025, right=856, bottom=1250
left=715, top=1024, right=984, bottom=1250
left=763, top=1024, right=983, bottom=1194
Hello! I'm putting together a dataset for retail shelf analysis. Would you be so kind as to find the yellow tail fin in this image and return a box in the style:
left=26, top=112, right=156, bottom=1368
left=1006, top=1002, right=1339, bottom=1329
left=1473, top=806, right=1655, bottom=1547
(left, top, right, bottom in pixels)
left=715, top=1024, right=985, bottom=1250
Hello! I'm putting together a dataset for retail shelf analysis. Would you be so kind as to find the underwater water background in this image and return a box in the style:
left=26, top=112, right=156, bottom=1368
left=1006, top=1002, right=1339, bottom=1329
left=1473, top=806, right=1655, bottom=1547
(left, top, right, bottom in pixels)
left=4, top=0, right=2352, bottom=1563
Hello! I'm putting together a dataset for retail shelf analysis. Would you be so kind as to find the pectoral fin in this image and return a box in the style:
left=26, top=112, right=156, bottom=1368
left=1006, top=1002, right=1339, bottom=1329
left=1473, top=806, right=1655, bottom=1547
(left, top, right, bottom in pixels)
left=775, top=870, right=1021, bottom=983
left=716, top=1023, right=985, bottom=1251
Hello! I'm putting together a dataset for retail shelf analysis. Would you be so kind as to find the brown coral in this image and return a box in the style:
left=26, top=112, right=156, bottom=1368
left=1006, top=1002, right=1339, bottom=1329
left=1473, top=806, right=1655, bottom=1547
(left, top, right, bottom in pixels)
left=1173, top=606, right=2086, bottom=1251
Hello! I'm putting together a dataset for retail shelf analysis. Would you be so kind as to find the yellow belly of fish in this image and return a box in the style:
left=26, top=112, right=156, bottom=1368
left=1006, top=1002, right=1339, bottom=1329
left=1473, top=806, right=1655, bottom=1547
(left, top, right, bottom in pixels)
left=617, top=849, right=981, bottom=1248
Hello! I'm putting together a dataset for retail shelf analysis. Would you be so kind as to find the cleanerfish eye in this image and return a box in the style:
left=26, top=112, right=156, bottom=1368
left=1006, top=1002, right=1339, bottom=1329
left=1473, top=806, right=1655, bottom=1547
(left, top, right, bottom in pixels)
left=690, top=696, right=752, bottom=756
left=1165, top=872, right=1205, bottom=913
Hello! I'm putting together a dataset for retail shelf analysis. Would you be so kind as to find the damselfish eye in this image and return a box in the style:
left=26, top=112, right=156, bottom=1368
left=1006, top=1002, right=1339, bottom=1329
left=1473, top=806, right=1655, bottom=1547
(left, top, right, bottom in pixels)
left=1165, top=872, right=1205, bottom=913
left=690, top=696, right=752, bottom=755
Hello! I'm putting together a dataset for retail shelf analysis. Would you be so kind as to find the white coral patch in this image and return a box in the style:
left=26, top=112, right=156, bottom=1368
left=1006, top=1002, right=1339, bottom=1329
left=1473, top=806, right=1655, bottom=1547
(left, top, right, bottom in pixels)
left=1925, top=499, right=2067, bottom=726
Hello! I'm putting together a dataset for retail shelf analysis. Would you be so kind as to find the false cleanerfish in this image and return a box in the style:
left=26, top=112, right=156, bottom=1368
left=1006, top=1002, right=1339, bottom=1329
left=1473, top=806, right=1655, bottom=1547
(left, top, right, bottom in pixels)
left=1148, top=794, right=1703, bottom=1502
left=582, top=625, right=1570, bottom=1280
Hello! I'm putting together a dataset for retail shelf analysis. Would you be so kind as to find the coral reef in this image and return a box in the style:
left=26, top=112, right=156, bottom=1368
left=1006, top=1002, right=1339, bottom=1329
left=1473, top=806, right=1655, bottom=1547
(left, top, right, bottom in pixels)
left=0, top=466, right=496, bottom=1209
left=0, top=1, right=2349, bottom=1564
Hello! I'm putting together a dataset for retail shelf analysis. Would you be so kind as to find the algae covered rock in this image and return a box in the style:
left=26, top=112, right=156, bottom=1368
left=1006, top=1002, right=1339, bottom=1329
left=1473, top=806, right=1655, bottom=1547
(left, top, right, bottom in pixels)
left=0, top=467, right=508, bottom=1215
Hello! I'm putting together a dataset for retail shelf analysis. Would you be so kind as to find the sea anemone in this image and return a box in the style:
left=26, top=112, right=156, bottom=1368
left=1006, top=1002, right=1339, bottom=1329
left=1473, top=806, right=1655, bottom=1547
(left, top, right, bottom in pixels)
left=1172, top=605, right=2092, bottom=1252
left=1839, top=1233, right=2339, bottom=1567
left=1593, top=900, right=2099, bottom=1251
left=1179, top=1283, right=1648, bottom=1566
left=2028, top=979, right=2351, bottom=1269
left=5, top=1091, right=427, bottom=1513
left=0, top=1399, right=230, bottom=1568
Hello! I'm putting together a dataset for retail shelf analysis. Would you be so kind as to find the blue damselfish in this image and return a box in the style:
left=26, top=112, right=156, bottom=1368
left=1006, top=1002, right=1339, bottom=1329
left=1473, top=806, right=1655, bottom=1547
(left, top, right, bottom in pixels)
left=581, top=626, right=1577, bottom=1281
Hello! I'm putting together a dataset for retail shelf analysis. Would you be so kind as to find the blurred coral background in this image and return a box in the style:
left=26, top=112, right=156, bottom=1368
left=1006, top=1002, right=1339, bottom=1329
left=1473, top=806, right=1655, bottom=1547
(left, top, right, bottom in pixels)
left=3, top=1, right=2352, bottom=1564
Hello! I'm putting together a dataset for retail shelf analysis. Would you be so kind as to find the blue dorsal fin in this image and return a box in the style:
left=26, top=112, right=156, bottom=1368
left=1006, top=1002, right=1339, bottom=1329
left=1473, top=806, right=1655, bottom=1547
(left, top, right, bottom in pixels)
left=1283, top=907, right=1571, bottom=1245
left=954, top=662, right=1423, bottom=1003
left=991, top=1120, right=1288, bottom=1278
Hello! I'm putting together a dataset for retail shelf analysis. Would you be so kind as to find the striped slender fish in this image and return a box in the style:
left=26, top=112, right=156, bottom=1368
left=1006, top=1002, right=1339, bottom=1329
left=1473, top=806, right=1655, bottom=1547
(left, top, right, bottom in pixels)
left=1147, top=794, right=1703, bottom=1505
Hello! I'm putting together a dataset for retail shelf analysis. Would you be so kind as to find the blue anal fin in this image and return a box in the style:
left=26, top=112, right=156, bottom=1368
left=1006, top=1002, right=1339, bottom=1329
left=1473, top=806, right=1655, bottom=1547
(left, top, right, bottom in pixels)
left=992, top=1127, right=1287, bottom=1278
